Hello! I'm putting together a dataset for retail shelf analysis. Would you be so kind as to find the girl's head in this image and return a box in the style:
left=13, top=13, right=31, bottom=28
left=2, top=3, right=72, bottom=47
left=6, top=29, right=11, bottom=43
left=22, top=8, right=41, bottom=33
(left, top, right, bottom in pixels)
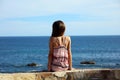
left=52, top=20, right=66, bottom=37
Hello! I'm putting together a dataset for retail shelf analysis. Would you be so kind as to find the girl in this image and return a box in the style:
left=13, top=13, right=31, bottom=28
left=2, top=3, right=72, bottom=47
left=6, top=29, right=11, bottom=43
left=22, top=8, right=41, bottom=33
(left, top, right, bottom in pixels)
left=48, top=20, right=72, bottom=71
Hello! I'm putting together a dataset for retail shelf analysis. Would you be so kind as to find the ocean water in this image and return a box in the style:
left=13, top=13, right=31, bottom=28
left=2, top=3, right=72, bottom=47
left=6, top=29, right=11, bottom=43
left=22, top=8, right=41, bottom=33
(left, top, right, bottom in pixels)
left=0, top=36, right=120, bottom=73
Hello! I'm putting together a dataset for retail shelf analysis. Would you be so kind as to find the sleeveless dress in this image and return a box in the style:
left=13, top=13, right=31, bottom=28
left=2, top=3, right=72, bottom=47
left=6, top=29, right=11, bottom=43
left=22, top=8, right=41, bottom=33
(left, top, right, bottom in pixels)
left=51, top=37, right=69, bottom=71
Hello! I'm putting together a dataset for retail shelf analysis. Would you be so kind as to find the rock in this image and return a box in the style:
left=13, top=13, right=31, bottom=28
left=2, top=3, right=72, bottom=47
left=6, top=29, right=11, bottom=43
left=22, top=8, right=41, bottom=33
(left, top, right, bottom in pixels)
left=116, top=63, right=120, bottom=65
left=27, top=63, right=37, bottom=67
left=80, top=61, right=95, bottom=64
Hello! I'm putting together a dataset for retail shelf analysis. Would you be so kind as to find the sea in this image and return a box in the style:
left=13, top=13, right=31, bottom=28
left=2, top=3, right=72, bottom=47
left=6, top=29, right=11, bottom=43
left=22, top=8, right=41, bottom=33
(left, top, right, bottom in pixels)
left=0, top=36, right=120, bottom=73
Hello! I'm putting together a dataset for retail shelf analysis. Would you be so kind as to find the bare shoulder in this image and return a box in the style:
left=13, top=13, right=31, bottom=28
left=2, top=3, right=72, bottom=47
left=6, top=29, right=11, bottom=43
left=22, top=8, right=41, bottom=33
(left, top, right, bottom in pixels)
left=65, top=36, right=70, bottom=38
left=65, top=36, right=71, bottom=41
left=49, top=37, right=56, bottom=40
left=49, top=37, right=58, bottom=42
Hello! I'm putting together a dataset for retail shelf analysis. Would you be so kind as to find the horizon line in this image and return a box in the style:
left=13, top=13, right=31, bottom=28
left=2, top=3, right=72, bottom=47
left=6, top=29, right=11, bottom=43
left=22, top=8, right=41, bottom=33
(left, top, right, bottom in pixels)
left=0, top=35, right=120, bottom=37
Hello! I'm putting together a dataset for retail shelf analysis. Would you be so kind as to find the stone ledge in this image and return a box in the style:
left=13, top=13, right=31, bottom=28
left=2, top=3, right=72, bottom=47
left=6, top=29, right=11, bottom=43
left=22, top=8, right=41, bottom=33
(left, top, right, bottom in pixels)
left=0, top=69, right=120, bottom=80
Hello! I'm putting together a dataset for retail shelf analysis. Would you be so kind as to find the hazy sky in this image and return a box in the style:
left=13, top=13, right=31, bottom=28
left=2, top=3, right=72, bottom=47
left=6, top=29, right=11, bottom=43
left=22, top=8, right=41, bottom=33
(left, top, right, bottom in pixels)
left=0, top=0, right=120, bottom=36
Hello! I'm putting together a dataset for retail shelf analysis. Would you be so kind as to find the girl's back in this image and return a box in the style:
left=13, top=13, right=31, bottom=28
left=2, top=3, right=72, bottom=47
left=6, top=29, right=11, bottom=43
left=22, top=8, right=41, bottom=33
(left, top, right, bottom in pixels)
left=50, top=36, right=70, bottom=71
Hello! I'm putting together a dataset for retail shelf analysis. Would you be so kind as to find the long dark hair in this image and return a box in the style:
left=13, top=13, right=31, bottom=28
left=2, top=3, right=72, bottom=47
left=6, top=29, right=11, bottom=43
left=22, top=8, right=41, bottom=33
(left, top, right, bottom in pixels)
left=51, top=20, right=65, bottom=37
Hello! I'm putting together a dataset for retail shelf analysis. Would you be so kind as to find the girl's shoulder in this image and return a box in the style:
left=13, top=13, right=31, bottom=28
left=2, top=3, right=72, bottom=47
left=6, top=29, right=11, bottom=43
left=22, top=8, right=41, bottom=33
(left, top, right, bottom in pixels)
left=64, top=36, right=71, bottom=41
left=65, top=36, right=70, bottom=38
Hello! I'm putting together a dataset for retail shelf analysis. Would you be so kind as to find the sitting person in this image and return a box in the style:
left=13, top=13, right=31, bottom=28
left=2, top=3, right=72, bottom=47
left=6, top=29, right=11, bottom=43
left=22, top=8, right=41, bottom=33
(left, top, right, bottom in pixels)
left=48, top=20, right=72, bottom=71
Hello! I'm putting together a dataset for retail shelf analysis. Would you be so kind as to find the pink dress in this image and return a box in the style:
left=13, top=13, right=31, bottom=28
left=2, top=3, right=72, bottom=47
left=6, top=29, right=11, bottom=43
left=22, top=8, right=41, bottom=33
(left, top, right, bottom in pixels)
left=51, top=37, right=69, bottom=71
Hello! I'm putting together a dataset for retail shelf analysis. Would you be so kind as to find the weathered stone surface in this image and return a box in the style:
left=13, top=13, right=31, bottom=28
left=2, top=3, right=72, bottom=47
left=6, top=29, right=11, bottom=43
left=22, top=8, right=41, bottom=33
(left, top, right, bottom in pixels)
left=0, top=69, right=120, bottom=80
left=0, top=73, right=35, bottom=80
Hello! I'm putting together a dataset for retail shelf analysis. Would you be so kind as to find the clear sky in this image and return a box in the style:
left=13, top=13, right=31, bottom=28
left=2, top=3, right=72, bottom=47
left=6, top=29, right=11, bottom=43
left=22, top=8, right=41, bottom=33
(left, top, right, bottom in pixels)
left=0, top=0, right=120, bottom=36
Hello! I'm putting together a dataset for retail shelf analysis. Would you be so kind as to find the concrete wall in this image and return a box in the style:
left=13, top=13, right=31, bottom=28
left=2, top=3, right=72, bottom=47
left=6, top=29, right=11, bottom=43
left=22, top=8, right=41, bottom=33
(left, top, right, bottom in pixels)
left=0, top=69, right=120, bottom=80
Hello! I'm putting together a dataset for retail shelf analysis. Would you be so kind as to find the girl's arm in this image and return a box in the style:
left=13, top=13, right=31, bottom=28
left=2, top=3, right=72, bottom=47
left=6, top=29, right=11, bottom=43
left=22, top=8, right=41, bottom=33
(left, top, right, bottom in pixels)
left=68, top=37, right=72, bottom=70
left=48, top=37, right=53, bottom=71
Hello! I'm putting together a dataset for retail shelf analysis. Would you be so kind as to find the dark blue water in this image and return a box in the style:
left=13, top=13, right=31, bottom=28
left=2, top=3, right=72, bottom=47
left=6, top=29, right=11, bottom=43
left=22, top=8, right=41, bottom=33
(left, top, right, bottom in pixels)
left=0, top=36, right=120, bottom=73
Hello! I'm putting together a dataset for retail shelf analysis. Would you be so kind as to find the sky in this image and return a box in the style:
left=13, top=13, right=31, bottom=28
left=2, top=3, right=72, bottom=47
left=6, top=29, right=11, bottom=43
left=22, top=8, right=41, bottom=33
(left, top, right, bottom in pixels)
left=0, top=0, right=120, bottom=36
